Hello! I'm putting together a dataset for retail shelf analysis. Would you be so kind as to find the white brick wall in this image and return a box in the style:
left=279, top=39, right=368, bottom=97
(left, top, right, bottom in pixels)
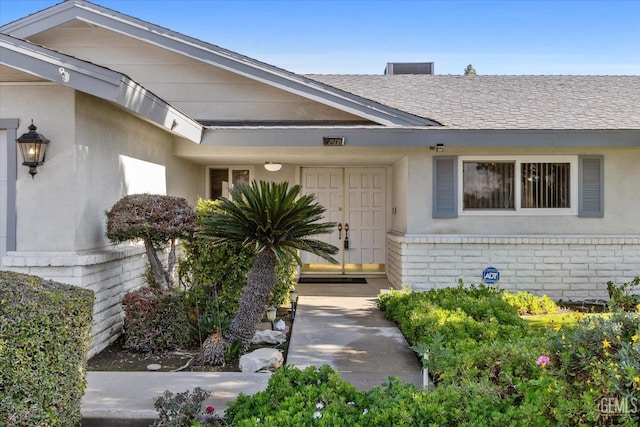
left=386, top=234, right=640, bottom=301
left=3, top=245, right=149, bottom=357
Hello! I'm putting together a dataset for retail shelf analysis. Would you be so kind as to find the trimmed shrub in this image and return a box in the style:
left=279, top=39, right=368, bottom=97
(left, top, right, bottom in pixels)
left=0, top=271, right=94, bottom=426
left=121, top=287, right=191, bottom=352
left=106, top=194, right=196, bottom=289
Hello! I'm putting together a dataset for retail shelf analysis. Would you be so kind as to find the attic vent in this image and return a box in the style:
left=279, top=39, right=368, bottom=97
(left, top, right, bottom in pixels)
left=384, top=62, right=434, bottom=75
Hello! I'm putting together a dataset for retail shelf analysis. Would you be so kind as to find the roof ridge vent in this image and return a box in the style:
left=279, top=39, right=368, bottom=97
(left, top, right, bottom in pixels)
left=384, top=62, right=434, bottom=75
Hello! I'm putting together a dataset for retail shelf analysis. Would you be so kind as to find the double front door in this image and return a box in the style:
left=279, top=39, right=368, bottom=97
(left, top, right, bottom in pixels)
left=301, top=167, right=386, bottom=274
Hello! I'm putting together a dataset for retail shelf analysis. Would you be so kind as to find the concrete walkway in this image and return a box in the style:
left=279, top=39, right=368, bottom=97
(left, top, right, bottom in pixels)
left=287, top=277, right=422, bottom=389
left=81, top=276, right=421, bottom=425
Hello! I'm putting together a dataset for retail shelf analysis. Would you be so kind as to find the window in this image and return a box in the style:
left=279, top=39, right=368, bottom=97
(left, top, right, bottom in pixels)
left=463, top=162, right=515, bottom=209
left=520, top=162, right=571, bottom=208
left=208, top=167, right=252, bottom=200
left=459, top=156, right=578, bottom=215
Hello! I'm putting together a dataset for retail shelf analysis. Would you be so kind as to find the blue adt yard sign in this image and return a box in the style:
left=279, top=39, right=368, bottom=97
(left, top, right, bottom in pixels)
left=482, top=266, right=500, bottom=285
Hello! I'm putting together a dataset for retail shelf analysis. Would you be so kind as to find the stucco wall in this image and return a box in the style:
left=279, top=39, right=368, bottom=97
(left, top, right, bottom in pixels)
left=0, top=85, right=77, bottom=251
left=2, top=86, right=204, bottom=356
left=387, top=233, right=640, bottom=301
left=73, top=91, right=203, bottom=251
left=408, top=146, right=640, bottom=235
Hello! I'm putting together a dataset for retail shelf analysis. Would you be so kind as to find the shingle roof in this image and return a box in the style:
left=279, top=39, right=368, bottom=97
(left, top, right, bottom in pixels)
left=305, top=75, right=640, bottom=130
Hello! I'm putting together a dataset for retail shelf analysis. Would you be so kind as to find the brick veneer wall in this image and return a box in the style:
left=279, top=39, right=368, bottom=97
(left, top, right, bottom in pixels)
left=386, top=234, right=640, bottom=301
left=3, top=245, right=149, bottom=357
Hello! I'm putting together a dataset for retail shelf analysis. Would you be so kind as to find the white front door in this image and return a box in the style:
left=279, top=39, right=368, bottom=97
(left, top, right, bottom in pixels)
left=301, top=167, right=386, bottom=274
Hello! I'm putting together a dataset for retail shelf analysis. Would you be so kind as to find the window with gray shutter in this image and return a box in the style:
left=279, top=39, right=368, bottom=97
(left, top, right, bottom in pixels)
left=578, top=155, right=604, bottom=217
left=433, top=156, right=458, bottom=218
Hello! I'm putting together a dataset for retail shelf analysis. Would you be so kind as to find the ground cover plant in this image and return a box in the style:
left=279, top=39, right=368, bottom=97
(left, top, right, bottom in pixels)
left=378, top=283, right=640, bottom=426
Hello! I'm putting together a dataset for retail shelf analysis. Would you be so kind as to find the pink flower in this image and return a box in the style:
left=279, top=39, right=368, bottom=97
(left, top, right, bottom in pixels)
left=205, top=406, right=215, bottom=414
left=536, top=355, right=550, bottom=367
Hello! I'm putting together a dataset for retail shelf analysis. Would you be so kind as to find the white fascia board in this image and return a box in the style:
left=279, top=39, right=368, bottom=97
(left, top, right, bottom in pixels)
left=0, top=35, right=202, bottom=143
left=0, top=2, right=82, bottom=37
left=1, top=1, right=435, bottom=127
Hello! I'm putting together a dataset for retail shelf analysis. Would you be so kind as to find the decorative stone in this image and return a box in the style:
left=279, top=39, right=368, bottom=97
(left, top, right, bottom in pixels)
left=251, top=329, right=287, bottom=345
left=239, top=348, right=284, bottom=372
left=146, top=364, right=161, bottom=371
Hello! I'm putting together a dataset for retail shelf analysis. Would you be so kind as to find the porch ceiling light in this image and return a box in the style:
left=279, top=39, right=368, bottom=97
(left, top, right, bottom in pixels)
left=264, top=162, right=282, bottom=172
left=16, top=121, right=50, bottom=178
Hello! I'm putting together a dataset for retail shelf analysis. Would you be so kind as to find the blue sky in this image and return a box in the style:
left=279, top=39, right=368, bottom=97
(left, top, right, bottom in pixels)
left=1, top=0, right=638, bottom=75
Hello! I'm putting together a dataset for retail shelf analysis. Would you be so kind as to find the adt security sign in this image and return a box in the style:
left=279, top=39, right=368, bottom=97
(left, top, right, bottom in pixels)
left=482, top=266, right=500, bottom=285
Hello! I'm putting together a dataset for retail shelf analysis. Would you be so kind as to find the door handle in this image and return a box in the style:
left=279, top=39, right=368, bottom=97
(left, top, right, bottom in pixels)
left=343, top=223, right=349, bottom=249
left=337, top=223, right=342, bottom=240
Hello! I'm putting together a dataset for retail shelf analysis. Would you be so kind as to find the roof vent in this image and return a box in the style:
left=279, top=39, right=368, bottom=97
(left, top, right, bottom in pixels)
left=384, top=62, right=434, bottom=75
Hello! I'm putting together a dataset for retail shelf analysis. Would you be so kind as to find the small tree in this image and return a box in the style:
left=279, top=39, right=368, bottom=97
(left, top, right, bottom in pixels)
left=106, top=194, right=196, bottom=289
left=198, top=181, right=338, bottom=362
left=464, top=64, right=477, bottom=76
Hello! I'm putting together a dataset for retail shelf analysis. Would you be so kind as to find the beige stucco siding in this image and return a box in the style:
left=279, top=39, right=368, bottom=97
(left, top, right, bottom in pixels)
left=1, top=85, right=202, bottom=252
left=73, top=91, right=203, bottom=251
left=29, top=25, right=362, bottom=122
left=0, top=84, right=77, bottom=251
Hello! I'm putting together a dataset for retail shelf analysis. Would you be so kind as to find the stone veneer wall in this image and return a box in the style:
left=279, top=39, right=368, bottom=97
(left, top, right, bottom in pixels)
left=386, top=233, right=640, bottom=301
left=2, top=245, right=148, bottom=357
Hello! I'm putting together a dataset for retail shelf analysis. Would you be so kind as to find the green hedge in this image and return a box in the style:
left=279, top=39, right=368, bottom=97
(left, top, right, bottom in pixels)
left=0, top=271, right=94, bottom=426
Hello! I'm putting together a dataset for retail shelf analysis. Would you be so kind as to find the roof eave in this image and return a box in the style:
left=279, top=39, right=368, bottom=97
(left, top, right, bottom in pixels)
left=0, top=34, right=202, bottom=143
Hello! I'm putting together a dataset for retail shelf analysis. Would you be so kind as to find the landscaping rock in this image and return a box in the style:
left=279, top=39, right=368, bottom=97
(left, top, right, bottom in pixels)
left=251, top=329, right=287, bottom=345
left=239, top=348, right=283, bottom=372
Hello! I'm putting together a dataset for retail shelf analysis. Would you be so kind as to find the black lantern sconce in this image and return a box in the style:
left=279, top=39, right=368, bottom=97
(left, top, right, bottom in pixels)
left=16, top=121, right=49, bottom=178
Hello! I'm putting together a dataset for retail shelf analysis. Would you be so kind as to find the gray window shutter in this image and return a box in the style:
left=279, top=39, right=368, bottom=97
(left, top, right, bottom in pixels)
left=433, top=156, right=458, bottom=218
left=579, top=155, right=604, bottom=218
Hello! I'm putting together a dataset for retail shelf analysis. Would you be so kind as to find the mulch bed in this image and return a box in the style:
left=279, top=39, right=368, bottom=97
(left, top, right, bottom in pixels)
left=87, top=307, right=293, bottom=372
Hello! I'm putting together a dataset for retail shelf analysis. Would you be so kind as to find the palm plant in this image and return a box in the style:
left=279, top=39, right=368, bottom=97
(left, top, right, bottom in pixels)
left=198, top=180, right=338, bottom=361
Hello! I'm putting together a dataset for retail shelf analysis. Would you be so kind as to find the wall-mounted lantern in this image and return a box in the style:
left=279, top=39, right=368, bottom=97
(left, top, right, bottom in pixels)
left=16, top=121, right=49, bottom=178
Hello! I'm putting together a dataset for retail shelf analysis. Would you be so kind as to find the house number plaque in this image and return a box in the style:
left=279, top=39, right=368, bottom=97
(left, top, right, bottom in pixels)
left=323, top=137, right=345, bottom=146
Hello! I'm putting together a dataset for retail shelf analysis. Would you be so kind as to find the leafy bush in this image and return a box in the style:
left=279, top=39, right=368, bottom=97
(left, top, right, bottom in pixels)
left=180, top=198, right=297, bottom=339
left=0, top=271, right=94, bottom=426
left=122, top=287, right=191, bottom=352
left=153, top=387, right=223, bottom=426
left=549, top=312, right=640, bottom=400
left=225, top=365, right=366, bottom=426
left=378, top=283, right=525, bottom=347
left=502, top=290, right=558, bottom=315
left=607, top=277, right=640, bottom=311
left=223, top=365, right=561, bottom=426
left=378, top=284, right=640, bottom=426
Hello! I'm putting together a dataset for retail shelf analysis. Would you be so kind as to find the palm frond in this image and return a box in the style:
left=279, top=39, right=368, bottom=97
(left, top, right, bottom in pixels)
left=199, top=180, right=339, bottom=263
